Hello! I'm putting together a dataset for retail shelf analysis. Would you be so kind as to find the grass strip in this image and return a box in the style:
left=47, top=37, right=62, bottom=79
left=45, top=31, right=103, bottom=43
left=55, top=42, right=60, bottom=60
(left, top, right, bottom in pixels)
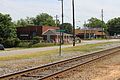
left=0, top=41, right=119, bottom=61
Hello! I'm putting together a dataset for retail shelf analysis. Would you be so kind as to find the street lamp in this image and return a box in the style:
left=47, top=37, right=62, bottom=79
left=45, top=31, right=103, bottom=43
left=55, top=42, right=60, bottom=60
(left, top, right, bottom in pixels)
left=72, top=0, right=75, bottom=46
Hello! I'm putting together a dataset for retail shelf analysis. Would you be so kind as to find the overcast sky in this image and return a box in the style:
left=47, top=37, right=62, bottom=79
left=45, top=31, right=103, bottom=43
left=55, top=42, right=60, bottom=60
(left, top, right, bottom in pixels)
left=0, top=0, right=120, bottom=27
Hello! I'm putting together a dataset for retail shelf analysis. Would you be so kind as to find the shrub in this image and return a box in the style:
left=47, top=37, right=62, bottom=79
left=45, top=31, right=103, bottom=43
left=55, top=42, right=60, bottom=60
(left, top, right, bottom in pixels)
left=14, top=38, right=21, bottom=46
left=2, top=38, right=20, bottom=48
left=32, top=36, right=43, bottom=44
left=3, top=38, right=15, bottom=48
left=18, top=41, right=31, bottom=48
left=0, top=38, right=3, bottom=44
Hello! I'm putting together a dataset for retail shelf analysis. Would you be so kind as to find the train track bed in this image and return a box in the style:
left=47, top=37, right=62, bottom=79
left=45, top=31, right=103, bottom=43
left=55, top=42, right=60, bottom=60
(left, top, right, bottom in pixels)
left=0, top=46, right=119, bottom=80
left=0, top=41, right=120, bottom=77
left=62, top=50, right=120, bottom=80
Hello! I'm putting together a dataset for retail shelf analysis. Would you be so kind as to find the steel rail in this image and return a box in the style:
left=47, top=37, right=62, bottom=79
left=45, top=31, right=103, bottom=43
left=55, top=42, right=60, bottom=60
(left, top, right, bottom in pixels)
left=0, top=46, right=119, bottom=80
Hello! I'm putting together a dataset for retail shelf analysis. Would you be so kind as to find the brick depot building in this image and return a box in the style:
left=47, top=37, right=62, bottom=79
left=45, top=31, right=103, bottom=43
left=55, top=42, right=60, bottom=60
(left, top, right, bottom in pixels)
left=17, top=26, right=59, bottom=40
left=17, top=26, right=72, bottom=43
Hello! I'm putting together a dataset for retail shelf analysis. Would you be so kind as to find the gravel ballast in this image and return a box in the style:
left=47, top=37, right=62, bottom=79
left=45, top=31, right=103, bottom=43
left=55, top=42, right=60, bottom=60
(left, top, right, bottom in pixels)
left=63, top=51, right=120, bottom=80
left=0, top=40, right=120, bottom=77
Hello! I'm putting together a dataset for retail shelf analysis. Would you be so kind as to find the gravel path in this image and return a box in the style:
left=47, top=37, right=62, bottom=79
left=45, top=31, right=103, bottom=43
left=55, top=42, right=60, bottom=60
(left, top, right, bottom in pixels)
left=63, top=50, right=120, bottom=80
left=0, top=39, right=119, bottom=56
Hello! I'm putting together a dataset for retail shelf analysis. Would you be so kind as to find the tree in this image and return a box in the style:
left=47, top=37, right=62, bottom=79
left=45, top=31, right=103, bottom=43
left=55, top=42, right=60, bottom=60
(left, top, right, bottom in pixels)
left=15, top=13, right=58, bottom=27
left=0, top=13, right=16, bottom=39
left=15, top=17, right=34, bottom=27
left=25, top=17, right=34, bottom=25
left=33, top=13, right=56, bottom=26
left=84, top=17, right=107, bottom=31
left=15, top=19, right=27, bottom=27
left=60, top=23, right=73, bottom=34
left=107, top=17, right=120, bottom=36
left=0, top=13, right=19, bottom=47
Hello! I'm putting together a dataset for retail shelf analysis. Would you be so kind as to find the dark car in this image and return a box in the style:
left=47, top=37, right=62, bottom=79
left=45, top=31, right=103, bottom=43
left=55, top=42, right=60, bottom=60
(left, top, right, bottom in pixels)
left=0, top=44, right=5, bottom=50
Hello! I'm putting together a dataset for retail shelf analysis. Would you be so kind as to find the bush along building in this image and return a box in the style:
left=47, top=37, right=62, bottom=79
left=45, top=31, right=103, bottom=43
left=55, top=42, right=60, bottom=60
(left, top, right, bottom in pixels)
left=75, top=28, right=106, bottom=39
left=17, top=26, right=72, bottom=43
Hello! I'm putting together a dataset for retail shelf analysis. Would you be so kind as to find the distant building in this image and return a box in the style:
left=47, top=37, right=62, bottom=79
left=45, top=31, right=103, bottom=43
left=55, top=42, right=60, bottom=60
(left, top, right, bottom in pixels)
left=17, top=26, right=72, bottom=43
left=75, top=28, right=106, bottom=39
left=17, top=26, right=59, bottom=40
left=43, top=29, right=72, bottom=43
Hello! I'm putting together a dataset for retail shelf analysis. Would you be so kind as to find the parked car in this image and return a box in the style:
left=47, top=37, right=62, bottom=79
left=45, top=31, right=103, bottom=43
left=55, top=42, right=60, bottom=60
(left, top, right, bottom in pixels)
left=0, top=44, right=5, bottom=50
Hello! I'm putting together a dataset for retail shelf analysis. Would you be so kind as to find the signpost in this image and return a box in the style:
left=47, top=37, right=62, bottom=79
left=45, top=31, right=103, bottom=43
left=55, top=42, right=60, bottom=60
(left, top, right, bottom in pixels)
left=56, top=29, right=66, bottom=32
left=56, top=29, right=66, bottom=56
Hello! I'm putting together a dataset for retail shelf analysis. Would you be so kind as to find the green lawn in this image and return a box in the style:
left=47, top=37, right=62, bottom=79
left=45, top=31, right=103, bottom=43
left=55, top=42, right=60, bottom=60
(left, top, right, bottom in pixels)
left=3, top=43, right=70, bottom=51
left=0, top=41, right=119, bottom=61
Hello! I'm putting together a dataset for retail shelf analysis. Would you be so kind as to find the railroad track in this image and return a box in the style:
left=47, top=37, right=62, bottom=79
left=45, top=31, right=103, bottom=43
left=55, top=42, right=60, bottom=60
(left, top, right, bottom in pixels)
left=0, top=46, right=120, bottom=80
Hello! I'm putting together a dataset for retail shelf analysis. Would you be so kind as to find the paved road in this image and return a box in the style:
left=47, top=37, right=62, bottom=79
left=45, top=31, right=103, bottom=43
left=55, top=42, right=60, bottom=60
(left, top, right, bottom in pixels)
left=0, top=39, right=119, bottom=56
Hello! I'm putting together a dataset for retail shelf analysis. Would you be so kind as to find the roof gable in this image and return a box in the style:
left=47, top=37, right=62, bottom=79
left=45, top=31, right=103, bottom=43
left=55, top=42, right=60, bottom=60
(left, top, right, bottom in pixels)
left=43, top=30, right=60, bottom=35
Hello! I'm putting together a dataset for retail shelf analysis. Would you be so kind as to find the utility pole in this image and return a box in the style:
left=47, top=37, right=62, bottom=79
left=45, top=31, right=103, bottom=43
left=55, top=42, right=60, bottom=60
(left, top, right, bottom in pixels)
left=72, top=0, right=75, bottom=46
left=101, top=9, right=104, bottom=38
left=61, top=0, right=64, bottom=44
left=58, top=0, right=64, bottom=56
left=58, top=0, right=64, bottom=43
left=55, top=15, right=59, bottom=27
left=58, top=0, right=64, bottom=24
left=84, top=21, right=86, bottom=39
left=61, top=0, right=64, bottom=25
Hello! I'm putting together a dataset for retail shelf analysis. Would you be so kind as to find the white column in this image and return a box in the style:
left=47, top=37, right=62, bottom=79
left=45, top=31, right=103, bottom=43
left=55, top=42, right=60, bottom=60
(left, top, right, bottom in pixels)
left=47, top=35, right=50, bottom=42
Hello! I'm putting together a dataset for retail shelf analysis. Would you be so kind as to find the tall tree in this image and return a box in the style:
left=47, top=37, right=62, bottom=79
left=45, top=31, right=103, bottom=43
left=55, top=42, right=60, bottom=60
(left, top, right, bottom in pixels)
left=60, top=23, right=73, bottom=34
left=15, top=13, right=58, bottom=27
left=107, top=17, right=120, bottom=36
left=0, top=13, right=20, bottom=47
left=84, top=17, right=108, bottom=32
left=15, top=19, right=27, bottom=27
left=25, top=17, right=34, bottom=25
left=33, top=13, right=56, bottom=26
left=0, top=13, right=16, bottom=39
left=15, top=17, right=34, bottom=27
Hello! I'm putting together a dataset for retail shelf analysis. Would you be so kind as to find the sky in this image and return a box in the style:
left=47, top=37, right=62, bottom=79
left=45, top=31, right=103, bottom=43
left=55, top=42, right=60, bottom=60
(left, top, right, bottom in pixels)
left=0, top=0, right=120, bottom=27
